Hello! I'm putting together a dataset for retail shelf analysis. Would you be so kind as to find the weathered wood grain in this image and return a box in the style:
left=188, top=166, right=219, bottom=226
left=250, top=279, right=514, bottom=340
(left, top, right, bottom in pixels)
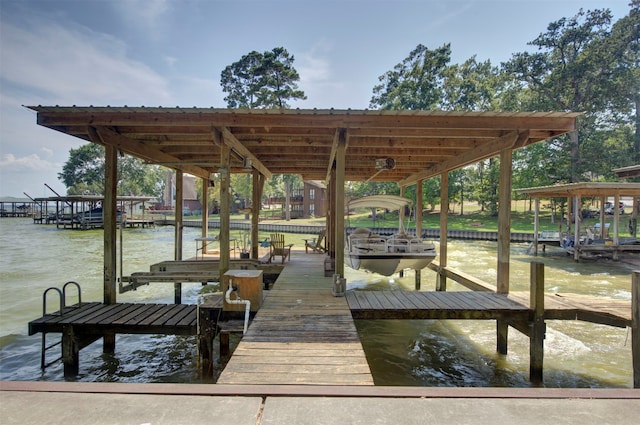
left=217, top=254, right=374, bottom=385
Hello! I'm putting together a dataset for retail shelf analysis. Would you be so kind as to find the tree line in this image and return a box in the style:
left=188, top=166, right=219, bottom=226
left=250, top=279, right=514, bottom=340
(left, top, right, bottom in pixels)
left=60, top=3, right=638, bottom=216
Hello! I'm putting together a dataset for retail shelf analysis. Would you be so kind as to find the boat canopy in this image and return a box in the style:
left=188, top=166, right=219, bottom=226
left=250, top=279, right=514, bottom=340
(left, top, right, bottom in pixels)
left=347, top=195, right=412, bottom=211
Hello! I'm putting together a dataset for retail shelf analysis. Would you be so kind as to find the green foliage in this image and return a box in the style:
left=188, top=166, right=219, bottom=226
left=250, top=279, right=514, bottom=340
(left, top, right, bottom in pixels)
left=441, top=56, right=501, bottom=111
left=220, top=47, right=306, bottom=109
left=59, top=144, right=104, bottom=194
left=58, top=143, right=165, bottom=197
left=503, top=7, right=638, bottom=182
left=370, top=43, right=452, bottom=110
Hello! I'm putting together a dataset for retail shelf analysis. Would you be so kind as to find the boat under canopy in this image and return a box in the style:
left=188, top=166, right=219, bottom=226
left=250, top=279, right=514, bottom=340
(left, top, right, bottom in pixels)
left=345, top=195, right=437, bottom=276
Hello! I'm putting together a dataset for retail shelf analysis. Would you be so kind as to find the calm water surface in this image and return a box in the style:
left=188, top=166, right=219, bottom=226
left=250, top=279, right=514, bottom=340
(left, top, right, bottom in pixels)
left=0, top=218, right=635, bottom=387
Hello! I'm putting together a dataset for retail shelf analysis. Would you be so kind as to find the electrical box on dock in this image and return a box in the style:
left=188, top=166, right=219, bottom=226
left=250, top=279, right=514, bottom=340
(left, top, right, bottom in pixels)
left=223, top=270, right=263, bottom=312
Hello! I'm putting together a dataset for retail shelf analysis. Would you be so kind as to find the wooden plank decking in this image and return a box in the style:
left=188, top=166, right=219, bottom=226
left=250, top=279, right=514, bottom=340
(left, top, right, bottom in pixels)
left=217, top=252, right=374, bottom=385
left=29, top=302, right=201, bottom=336
left=347, top=290, right=632, bottom=328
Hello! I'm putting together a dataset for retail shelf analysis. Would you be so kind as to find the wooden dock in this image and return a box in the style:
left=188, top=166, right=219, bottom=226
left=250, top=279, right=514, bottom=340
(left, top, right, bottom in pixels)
left=25, top=250, right=638, bottom=387
left=217, top=253, right=374, bottom=385
left=29, top=302, right=199, bottom=337
left=347, top=290, right=631, bottom=328
left=28, top=300, right=221, bottom=377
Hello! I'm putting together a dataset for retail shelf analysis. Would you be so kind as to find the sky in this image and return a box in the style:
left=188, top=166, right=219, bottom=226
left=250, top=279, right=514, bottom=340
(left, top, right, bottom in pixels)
left=0, top=0, right=632, bottom=198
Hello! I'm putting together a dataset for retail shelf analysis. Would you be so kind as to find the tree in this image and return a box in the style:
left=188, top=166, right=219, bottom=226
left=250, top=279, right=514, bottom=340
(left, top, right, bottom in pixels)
left=59, top=143, right=165, bottom=197
left=370, top=44, right=451, bottom=110
left=59, top=143, right=105, bottom=194
left=220, top=47, right=307, bottom=217
left=441, top=56, right=501, bottom=111
left=503, top=8, right=621, bottom=182
left=607, top=0, right=640, bottom=163
left=220, top=47, right=306, bottom=109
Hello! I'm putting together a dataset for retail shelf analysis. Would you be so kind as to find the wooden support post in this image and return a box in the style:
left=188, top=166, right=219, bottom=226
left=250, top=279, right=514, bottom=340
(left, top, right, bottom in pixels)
left=573, top=195, right=581, bottom=262
left=62, top=326, right=79, bottom=378
left=533, top=197, right=540, bottom=256
left=496, top=321, right=508, bottom=355
left=631, top=196, right=638, bottom=238
left=198, top=307, right=216, bottom=377
left=251, top=170, right=264, bottom=259
left=220, top=332, right=230, bottom=357
left=530, top=262, right=545, bottom=386
left=174, top=170, right=184, bottom=304
left=103, top=144, right=118, bottom=354
left=613, top=194, right=620, bottom=261
left=219, top=142, right=231, bottom=277
left=496, top=150, right=512, bottom=355
left=201, top=176, right=209, bottom=250
left=103, top=144, right=118, bottom=305
left=103, top=333, right=115, bottom=355
left=335, top=129, right=346, bottom=278
left=416, top=179, right=423, bottom=239
left=437, top=172, right=448, bottom=292
left=414, top=180, right=422, bottom=286
left=497, top=149, right=512, bottom=294
left=633, top=272, right=639, bottom=388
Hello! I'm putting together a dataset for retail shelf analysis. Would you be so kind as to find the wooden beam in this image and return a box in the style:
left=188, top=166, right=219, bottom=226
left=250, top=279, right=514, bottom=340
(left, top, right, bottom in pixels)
left=326, top=128, right=342, bottom=182
left=94, top=126, right=211, bottom=179
left=219, top=127, right=272, bottom=179
left=399, top=131, right=519, bottom=186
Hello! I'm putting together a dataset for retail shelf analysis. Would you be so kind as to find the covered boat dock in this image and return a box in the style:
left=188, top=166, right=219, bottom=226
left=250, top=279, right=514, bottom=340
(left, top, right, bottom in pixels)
left=23, top=106, right=639, bottom=388
left=517, top=182, right=640, bottom=260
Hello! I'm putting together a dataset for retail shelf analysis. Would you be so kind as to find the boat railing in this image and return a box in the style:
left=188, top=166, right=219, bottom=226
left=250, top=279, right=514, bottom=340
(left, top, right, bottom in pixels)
left=349, top=233, right=387, bottom=253
left=387, top=236, right=434, bottom=253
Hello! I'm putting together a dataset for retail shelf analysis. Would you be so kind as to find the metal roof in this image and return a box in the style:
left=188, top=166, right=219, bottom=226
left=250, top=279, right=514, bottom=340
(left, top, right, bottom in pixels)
left=27, top=106, right=580, bottom=185
left=33, top=195, right=154, bottom=202
left=614, top=165, right=640, bottom=179
left=516, top=182, right=640, bottom=198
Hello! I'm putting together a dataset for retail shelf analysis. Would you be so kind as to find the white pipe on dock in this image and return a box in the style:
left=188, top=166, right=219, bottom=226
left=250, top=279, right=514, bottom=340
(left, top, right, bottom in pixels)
left=225, top=281, right=250, bottom=334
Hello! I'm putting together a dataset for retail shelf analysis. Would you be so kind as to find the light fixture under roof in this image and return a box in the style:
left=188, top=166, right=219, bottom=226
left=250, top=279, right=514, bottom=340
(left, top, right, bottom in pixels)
left=375, top=158, right=395, bottom=170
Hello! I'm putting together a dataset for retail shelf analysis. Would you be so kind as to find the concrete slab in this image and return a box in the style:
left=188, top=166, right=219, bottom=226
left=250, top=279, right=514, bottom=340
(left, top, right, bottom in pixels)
left=1, top=391, right=263, bottom=425
left=2, top=382, right=639, bottom=425
left=261, top=396, right=640, bottom=425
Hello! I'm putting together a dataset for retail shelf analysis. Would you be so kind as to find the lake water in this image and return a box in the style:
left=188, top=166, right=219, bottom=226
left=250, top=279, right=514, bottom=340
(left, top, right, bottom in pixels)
left=0, top=218, right=635, bottom=387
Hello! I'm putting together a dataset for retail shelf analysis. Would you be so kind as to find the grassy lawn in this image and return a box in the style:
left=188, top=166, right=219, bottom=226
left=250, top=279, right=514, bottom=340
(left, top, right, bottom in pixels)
left=172, top=201, right=634, bottom=237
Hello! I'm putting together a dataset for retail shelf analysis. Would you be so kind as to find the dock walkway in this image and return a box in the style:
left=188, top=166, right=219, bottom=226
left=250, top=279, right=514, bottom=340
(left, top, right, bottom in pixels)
left=217, top=253, right=374, bottom=385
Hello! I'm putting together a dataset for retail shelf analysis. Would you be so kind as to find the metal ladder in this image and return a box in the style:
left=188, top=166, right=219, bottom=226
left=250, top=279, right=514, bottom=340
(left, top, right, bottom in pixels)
left=40, top=282, right=82, bottom=370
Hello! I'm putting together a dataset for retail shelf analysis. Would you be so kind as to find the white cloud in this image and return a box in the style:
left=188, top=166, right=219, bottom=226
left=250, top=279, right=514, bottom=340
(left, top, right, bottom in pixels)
left=0, top=153, right=57, bottom=172
left=41, top=147, right=54, bottom=158
left=0, top=19, right=172, bottom=105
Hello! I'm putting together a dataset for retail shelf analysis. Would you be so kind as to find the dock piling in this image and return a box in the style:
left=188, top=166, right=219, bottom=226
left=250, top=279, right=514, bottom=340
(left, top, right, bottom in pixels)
left=633, top=272, right=639, bottom=388
left=530, top=262, right=546, bottom=386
